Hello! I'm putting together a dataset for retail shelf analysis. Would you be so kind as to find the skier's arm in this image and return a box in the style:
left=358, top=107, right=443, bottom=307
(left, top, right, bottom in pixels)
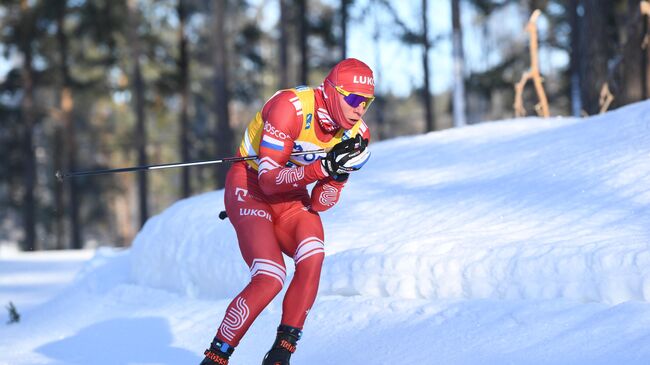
left=309, top=178, right=347, bottom=212
left=256, top=92, right=328, bottom=196
left=310, top=126, right=371, bottom=212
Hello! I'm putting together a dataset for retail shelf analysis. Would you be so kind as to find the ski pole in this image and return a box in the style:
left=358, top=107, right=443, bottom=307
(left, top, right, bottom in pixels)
left=55, top=148, right=327, bottom=182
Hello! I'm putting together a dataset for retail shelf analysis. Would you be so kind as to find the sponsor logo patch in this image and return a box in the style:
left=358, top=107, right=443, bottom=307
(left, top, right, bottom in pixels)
left=290, top=141, right=325, bottom=165
left=239, top=208, right=273, bottom=222
left=353, top=75, right=374, bottom=86
left=235, top=188, right=248, bottom=202
left=264, top=122, right=289, bottom=140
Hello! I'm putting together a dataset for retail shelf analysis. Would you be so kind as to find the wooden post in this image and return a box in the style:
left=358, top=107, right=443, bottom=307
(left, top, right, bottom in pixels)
left=599, top=82, right=614, bottom=114
left=513, top=10, right=550, bottom=118
left=514, top=71, right=532, bottom=117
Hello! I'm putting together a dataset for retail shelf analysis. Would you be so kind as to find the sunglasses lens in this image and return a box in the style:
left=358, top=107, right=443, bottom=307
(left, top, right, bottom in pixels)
left=343, top=93, right=373, bottom=108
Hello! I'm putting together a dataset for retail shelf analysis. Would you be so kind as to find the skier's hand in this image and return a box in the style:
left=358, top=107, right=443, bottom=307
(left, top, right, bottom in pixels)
left=321, top=134, right=370, bottom=180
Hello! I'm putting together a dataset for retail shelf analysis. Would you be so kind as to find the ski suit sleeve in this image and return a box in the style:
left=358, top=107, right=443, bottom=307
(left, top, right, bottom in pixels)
left=256, top=91, right=328, bottom=196
left=310, top=178, right=346, bottom=212
left=309, top=122, right=372, bottom=212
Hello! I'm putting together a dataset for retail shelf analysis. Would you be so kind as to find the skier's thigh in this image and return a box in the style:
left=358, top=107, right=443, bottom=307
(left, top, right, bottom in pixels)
left=275, top=207, right=324, bottom=259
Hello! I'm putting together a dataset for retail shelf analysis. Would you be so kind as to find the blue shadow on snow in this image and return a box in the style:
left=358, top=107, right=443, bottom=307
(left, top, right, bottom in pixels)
left=36, top=316, right=200, bottom=365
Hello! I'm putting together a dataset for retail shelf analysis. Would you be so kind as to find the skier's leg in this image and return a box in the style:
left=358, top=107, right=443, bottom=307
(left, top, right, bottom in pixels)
left=202, top=166, right=286, bottom=364
left=262, top=207, right=325, bottom=364
left=279, top=207, right=325, bottom=328
left=215, top=211, right=286, bottom=348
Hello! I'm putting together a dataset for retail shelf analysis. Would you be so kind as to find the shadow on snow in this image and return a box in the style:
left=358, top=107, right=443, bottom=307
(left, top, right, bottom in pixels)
left=36, top=316, right=200, bottom=365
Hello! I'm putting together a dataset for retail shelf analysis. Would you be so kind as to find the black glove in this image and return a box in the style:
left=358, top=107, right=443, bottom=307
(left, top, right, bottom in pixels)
left=321, top=134, right=370, bottom=180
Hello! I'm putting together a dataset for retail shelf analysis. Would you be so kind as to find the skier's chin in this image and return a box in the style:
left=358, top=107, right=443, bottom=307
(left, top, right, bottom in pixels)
left=340, top=118, right=357, bottom=129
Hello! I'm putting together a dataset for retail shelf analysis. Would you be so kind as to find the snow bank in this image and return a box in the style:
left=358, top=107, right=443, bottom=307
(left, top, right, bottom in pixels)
left=131, top=101, right=650, bottom=305
left=130, top=192, right=250, bottom=299
left=0, top=249, right=94, bottom=322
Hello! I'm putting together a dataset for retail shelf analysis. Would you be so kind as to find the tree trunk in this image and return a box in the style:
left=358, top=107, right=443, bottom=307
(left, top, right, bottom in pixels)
left=53, top=2, right=66, bottom=248
left=617, top=0, right=645, bottom=106
left=279, top=0, right=289, bottom=88
left=113, top=175, right=137, bottom=246
left=421, top=0, right=435, bottom=132
left=569, top=0, right=582, bottom=116
left=53, top=123, right=65, bottom=249
left=579, top=0, right=611, bottom=115
left=213, top=0, right=233, bottom=189
left=451, top=0, right=467, bottom=127
left=127, top=0, right=149, bottom=227
left=341, top=0, right=349, bottom=59
left=19, top=0, right=37, bottom=251
left=56, top=0, right=82, bottom=249
left=373, top=3, right=385, bottom=140
left=298, top=0, right=308, bottom=85
left=64, top=90, right=82, bottom=248
left=178, top=0, right=191, bottom=198
left=641, top=5, right=650, bottom=100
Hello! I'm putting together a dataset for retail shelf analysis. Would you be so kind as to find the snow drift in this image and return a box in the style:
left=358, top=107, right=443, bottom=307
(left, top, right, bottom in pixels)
left=131, top=101, right=650, bottom=305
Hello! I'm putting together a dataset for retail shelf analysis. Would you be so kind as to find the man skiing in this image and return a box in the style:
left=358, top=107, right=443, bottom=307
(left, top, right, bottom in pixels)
left=200, top=58, right=375, bottom=365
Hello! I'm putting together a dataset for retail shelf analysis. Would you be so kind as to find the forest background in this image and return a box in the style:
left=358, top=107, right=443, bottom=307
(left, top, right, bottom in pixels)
left=1, top=0, right=649, bottom=251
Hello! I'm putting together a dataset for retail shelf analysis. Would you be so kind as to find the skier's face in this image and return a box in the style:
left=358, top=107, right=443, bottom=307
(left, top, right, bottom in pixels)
left=338, top=92, right=369, bottom=129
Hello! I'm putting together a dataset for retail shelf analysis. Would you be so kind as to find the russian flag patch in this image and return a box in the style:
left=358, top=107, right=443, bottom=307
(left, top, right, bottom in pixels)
left=261, top=135, right=285, bottom=151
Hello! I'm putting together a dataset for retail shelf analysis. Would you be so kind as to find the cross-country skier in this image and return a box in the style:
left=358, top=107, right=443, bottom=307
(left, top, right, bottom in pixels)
left=200, top=58, right=375, bottom=365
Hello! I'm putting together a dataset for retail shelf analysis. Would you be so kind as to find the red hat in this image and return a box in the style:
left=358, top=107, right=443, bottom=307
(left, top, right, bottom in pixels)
left=325, top=58, right=375, bottom=96
left=322, top=58, right=374, bottom=130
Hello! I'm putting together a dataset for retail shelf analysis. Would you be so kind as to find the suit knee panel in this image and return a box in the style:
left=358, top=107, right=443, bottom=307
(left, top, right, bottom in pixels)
left=250, top=258, right=286, bottom=288
left=293, top=237, right=325, bottom=265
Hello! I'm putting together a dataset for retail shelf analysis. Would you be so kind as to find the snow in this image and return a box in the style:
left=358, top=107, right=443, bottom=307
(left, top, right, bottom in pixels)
left=2, top=101, right=650, bottom=364
left=0, top=248, right=94, bottom=322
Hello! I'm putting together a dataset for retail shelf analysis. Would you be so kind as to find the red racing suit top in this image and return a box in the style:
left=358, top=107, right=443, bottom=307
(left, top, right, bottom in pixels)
left=237, top=85, right=371, bottom=210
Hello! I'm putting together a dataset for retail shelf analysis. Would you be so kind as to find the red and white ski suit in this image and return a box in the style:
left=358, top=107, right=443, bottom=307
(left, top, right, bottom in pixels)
left=215, top=86, right=370, bottom=347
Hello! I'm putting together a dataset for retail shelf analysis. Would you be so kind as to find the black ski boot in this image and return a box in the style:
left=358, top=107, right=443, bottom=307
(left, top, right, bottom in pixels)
left=200, top=338, right=234, bottom=365
left=261, top=324, right=302, bottom=365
